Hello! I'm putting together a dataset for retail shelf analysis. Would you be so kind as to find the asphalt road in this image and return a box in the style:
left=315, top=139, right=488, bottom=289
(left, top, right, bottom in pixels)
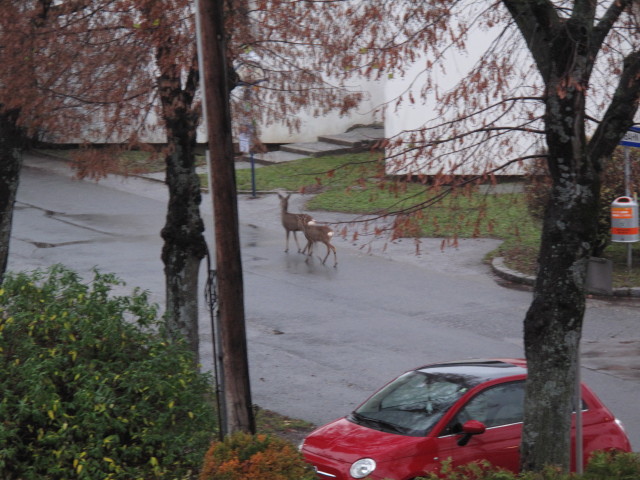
left=9, top=153, right=640, bottom=450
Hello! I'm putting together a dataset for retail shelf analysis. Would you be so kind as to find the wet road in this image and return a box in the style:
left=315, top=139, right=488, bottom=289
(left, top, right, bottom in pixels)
left=9, top=153, right=640, bottom=449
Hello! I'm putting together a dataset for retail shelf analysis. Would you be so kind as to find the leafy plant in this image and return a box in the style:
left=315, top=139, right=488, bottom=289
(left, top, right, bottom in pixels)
left=584, top=450, right=640, bottom=479
left=199, top=431, right=316, bottom=480
left=414, top=451, right=640, bottom=480
left=0, top=265, right=217, bottom=479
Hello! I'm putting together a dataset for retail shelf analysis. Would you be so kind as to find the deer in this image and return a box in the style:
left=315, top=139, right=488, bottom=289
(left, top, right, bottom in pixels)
left=278, top=192, right=314, bottom=253
left=298, top=218, right=338, bottom=267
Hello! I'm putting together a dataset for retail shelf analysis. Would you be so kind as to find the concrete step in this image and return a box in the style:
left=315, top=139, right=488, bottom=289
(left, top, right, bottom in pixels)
left=318, top=127, right=385, bottom=148
left=239, top=125, right=385, bottom=164
left=280, top=141, right=352, bottom=157
left=240, top=150, right=308, bottom=165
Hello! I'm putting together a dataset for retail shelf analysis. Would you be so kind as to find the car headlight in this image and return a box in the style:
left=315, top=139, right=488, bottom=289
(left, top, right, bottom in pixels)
left=615, top=418, right=628, bottom=433
left=350, top=458, right=376, bottom=478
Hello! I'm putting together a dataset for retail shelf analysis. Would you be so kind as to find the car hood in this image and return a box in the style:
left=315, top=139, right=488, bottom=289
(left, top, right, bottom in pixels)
left=303, top=417, right=428, bottom=464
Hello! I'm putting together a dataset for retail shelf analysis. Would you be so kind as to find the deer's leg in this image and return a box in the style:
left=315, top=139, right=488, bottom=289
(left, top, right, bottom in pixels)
left=304, top=241, right=313, bottom=263
left=285, top=230, right=290, bottom=252
left=321, top=243, right=331, bottom=265
left=320, top=243, right=337, bottom=267
left=304, top=238, right=314, bottom=257
left=292, top=231, right=302, bottom=253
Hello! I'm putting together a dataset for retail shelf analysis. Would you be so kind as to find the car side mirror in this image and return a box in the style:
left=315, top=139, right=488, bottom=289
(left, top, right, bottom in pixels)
left=457, top=420, right=486, bottom=446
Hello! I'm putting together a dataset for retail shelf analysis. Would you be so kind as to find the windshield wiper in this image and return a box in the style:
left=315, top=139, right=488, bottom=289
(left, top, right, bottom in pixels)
left=350, top=412, right=406, bottom=434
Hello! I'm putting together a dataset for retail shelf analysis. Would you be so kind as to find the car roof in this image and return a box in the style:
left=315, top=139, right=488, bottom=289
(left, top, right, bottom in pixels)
left=414, top=359, right=528, bottom=384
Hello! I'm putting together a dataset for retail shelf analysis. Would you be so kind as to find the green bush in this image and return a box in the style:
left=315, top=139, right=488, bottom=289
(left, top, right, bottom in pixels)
left=0, top=265, right=217, bottom=479
left=199, top=431, right=316, bottom=480
left=415, top=451, right=640, bottom=480
left=584, top=450, right=640, bottom=479
left=416, top=459, right=554, bottom=480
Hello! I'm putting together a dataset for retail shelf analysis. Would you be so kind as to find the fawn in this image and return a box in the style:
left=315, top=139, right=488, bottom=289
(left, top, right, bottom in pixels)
left=299, top=218, right=338, bottom=267
left=278, top=193, right=313, bottom=253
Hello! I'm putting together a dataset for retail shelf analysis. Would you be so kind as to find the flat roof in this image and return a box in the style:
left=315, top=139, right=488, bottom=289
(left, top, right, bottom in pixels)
left=415, top=359, right=527, bottom=384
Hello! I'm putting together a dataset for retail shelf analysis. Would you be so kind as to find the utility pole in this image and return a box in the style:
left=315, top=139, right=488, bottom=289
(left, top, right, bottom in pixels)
left=195, top=0, right=255, bottom=435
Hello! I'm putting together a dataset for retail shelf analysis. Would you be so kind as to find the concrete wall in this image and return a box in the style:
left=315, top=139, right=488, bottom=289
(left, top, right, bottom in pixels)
left=255, top=77, right=385, bottom=144
left=382, top=26, right=531, bottom=176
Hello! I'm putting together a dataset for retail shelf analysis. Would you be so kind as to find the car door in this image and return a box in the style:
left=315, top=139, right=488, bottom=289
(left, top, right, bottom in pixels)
left=431, top=381, right=525, bottom=473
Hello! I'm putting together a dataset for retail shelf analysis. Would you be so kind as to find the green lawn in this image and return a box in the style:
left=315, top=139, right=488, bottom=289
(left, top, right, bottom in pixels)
left=236, top=152, right=538, bottom=240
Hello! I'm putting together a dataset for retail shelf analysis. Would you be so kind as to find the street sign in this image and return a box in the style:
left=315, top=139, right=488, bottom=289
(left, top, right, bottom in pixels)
left=238, top=132, right=251, bottom=153
left=620, top=126, right=640, bottom=148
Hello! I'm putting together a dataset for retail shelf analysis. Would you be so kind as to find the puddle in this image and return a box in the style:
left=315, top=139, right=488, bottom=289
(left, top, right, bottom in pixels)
left=581, top=339, right=640, bottom=381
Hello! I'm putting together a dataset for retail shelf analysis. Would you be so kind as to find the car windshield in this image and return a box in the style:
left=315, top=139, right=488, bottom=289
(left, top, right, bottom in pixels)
left=350, top=370, right=474, bottom=437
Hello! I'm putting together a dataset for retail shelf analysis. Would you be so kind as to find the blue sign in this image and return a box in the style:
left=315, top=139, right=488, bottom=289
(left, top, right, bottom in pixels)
left=620, top=126, right=640, bottom=148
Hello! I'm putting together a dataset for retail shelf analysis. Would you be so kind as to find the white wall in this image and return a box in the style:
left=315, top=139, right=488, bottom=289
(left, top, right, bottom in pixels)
left=382, top=26, right=532, bottom=176
left=255, top=77, right=385, bottom=144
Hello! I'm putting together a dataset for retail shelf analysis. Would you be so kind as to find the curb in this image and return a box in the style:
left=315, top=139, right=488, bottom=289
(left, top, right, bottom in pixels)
left=491, top=257, right=536, bottom=287
left=491, top=257, right=640, bottom=298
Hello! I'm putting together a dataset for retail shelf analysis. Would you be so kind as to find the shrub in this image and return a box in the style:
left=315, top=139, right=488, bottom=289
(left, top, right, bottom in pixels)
left=0, top=265, right=217, bottom=479
left=584, top=450, right=640, bottom=479
left=415, top=451, right=640, bottom=480
left=416, top=460, right=545, bottom=480
left=199, top=431, right=316, bottom=480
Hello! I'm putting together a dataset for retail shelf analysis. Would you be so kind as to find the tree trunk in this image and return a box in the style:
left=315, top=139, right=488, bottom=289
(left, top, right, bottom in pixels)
left=521, top=42, right=640, bottom=468
left=520, top=33, right=601, bottom=467
left=497, top=0, right=638, bottom=471
left=520, top=154, right=598, bottom=470
left=158, top=71, right=207, bottom=364
left=0, top=109, right=24, bottom=284
left=161, top=143, right=206, bottom=363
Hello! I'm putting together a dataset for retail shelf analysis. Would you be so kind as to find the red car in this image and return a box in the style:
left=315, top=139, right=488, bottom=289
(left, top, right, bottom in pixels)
left=301, top=359, right=631, bottom=480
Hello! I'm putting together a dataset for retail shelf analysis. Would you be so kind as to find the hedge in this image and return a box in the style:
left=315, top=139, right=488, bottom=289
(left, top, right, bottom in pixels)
left=0, top=265, right=217, bottom=479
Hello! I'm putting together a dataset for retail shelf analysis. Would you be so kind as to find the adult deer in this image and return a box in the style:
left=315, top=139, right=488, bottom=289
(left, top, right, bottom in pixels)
left=278, top=193, right=313, bottom=253
left=299, top=218, right=338, bottom=267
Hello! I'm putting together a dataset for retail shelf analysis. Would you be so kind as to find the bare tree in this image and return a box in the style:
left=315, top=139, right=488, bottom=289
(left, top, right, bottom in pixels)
left=130, top=0, right=209, bottom=363
left=256, top=0, right=640, bottom=471
left=0, top=0, right=156, bottom=278
left=0, top=0, right=208, bottom=361
left=0, top=1, right=57, bottom=282
left=503, top=1, right=640, bottom=470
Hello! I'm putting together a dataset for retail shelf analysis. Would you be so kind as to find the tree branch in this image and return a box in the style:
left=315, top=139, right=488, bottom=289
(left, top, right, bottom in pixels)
left=501, top=0, right=560, bottom=82
left=592, top=0, right=635, bottom=51
left=589, top=48, right=640, bottom=161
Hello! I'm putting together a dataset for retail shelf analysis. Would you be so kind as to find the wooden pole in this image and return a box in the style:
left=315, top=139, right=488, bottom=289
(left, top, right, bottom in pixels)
left=195, top=0, right=255, bottom=435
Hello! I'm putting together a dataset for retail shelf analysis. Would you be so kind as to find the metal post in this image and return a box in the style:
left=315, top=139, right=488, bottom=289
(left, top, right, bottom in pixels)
left=575, top=346, right=583, bottom=474
left=624, top=146, right=631, bottom=197
left=625, top=147, right=633, bottom=269
left=250, top=151, right=256, bottom=198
